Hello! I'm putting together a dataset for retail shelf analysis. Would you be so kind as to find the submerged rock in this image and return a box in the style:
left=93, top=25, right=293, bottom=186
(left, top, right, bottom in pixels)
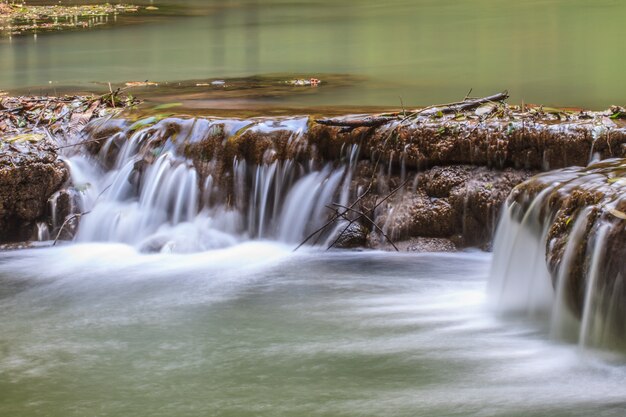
left=0, top=138, right=68, bottom=242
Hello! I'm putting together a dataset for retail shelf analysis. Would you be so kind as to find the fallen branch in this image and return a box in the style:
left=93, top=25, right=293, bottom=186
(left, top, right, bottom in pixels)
left=54, top=136, right=110, bottom=150
left=326, top=179, right=409, bottom=250
left=314, top=91, right=509, bottom=131
left=329, top=203, right=399, bottom=251
left=315, top=115, right=396, bottom=130
left=417, top=90, right=509, bottom=117
left=52, top=211, right=90, bottom=246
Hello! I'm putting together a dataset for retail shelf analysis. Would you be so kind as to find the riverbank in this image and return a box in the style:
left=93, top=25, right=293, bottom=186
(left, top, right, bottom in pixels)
left=2, top=92, right=624, bottom=250
left=0, top=91, right=137, bottom=242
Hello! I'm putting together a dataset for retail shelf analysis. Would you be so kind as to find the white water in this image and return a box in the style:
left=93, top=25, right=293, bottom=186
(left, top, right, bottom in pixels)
left=489, top=160, right=626, bottom=350
left=53, top=118, right=358, bottom=252
left=2, top=120, right=626, bottom=416
left=1, top=247, right=626, bottom=417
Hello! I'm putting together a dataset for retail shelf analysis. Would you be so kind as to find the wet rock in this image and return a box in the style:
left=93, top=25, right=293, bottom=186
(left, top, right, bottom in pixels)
left=398, top=237, right=457, bottom=253
left=509, top=159, right=626, bottom=341
left=323, top=116, right=626, bottom=171
left=421, top=165, right=471, bottom=198
left=447, top=167, right=534, bottom=247
left=377, top=191, right=456, bottom=240
left=332, top=222, right=369, bottom=249
left=0, top=139, right=68, bottom=242
left=73, top=111, right=618, bottom=251
left=371, top=166, right=534, bottom=248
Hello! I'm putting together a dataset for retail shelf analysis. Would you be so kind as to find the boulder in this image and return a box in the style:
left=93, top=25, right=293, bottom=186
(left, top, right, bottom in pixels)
left=0, top=138, right=68, bottom=242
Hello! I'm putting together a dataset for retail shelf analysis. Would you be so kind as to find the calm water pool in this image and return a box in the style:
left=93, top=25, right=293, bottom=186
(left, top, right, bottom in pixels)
left=1, top=0, right=625, bottom=109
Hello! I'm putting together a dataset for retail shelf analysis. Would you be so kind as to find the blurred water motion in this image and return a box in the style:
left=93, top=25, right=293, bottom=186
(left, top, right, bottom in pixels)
left=1, top=0, right=625, bottom=109
left=2, top=248, right=626, bottom=416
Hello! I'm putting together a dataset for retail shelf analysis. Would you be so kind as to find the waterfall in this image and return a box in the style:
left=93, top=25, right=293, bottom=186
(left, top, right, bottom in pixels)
left=489, top=159, right=626, bottom=349
left=56, top=116, right=357, bottom=253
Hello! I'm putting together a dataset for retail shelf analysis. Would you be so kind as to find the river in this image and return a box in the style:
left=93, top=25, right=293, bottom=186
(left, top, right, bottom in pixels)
left=1, top=246, right=625, bottom=416
left=1, top=0, right=626, bottom=109
left=2, top=1, right=626, bottom=415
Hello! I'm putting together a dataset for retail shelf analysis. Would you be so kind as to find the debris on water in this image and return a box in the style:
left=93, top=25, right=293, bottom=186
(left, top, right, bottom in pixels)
left=0, top=92, right=139, bottom=138
left=125, top=81, right=159, bottom=87
left=288, top=78, right=321, bottom=86
left=195, top=80, right=227, bottom=87
left=0, top=3, right=141, bottom=36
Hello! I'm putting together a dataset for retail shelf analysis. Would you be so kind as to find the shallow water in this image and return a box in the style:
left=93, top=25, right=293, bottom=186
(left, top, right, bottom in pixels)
left=2, top=0, right=626, bottom=109
left=1, top=245, right=625, bottom=417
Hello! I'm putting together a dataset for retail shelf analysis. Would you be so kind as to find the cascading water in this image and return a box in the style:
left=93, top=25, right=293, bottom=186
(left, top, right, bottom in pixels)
left=489, top=159, right=626, bottom=350
left=51, top=116, right=359, bottom=253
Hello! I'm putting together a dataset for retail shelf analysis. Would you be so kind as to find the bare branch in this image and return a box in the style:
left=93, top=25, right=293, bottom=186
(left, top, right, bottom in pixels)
left=329, top=203, right=399, bottom=251
left=52, top=211, right=90, bottom=246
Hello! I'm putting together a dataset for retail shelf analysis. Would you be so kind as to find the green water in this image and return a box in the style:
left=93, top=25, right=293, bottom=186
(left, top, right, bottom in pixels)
left=1, top=0, right=625, bottom=109
left=2, top=2, right=626, bottom=416
left=1, top=245, right=626, bottom=417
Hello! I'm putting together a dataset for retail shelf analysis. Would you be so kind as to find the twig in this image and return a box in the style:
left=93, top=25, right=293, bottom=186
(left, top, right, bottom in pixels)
left=326, top=178, right=409, bottom=250
left=294, top=117, right=402, bottom=251
left=315, top=115, right=397, bottom=131
left=52, top=211, right=90, bottom=246
left=329, top=203, right=399, bottom=251
left=412, top=90, right=509, bottom=117
left=55, top=136, right=110, bottom=150
left=33, top=99, right=50, bottom=129
left=108, top=82, right=115, bottom=108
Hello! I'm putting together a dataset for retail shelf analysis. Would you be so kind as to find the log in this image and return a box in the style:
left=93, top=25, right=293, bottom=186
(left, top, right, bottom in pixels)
left=315, top=91, right=510, bottom=130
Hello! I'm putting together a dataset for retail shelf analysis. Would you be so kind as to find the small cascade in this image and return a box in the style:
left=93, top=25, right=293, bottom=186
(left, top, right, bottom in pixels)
left=488, top=187, right=555, bottom=317
left=36, top=222, right=50, bottom=241
left=489, top=159, right=626, bottom=350
left=57, top=116, right=358, bottom=253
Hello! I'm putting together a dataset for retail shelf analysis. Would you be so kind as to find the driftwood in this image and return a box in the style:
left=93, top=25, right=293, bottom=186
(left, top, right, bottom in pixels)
left=315, top=115, right=396, bottom=130
left=315, top=90, right=509, bottom=132
left=417, top=90, right=509, bottom=116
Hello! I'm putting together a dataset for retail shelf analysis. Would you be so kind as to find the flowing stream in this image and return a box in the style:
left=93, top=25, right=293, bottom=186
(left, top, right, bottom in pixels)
left=2, top=0, right=626, bottom=412
left=2, top=247, right=626, bottom=417
left=1, top=125, right=626, bottom=415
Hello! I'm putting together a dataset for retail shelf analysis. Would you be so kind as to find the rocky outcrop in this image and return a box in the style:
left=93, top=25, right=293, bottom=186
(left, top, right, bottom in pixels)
left=84, top=107, right=626, bottom=179
left=0, top=139, right=68, bottom=242
left=14, top=103, right=624, bottom=249
left=370, top=166, right=534, bottom=249
left=81, top=110, right=624, bottom=250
